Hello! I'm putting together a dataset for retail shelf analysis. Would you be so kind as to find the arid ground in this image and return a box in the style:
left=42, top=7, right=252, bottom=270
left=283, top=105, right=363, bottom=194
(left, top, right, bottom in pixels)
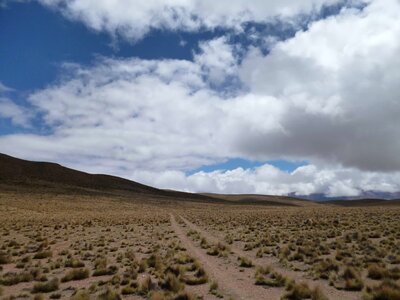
left=1, top=189, right=399, bottom=300
left=1, top=154, right=400, bottom=299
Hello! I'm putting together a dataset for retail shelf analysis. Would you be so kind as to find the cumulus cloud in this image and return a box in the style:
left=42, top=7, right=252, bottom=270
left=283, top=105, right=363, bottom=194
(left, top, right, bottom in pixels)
left=0, top=98, right=32, bottom=127
left=1, top=1, right=400, bottom=197
left=131, top=164, right=400, bottom=197
left=0, top=50, right=283, bottom=173
left=238, top=0, right=400, bottom=171
left=38, top=0, right=348, bottom=40
left=194, top=37, right=238, bottom=85
left=0, top=82, right=32, bottom=127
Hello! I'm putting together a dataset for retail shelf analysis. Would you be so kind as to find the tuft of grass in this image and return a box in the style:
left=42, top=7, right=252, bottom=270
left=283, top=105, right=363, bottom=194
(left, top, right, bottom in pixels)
left=71, top=289, right=90, bottom=300
left=65, top=258, right=85, bottom=268
left=174, top=290, right=197, bottom=300
left=312, top=258, right=339, bottom=280
left=206, top=243, right=230, bottom=257
left=255, top=266, right=287, bottom=287
left=209, top=281, right=223, bottom=298
left=282, top=280, right=312, bottom=300
left=121, top=286, right=136, bottom=295
left=311, top=286, right=329, bottom=300
left=32, top=278, right=59, bottom=293
left=363, top=280, right=400, bottom=300
left=0, top=271, right=33, bottom=286
left=238, top=256, right=253, bottom=268
left=368, top=264, right=388, bottom=280
left=33, top=251, right=52, bottom=259
left=93, top=258, right=118, bottom=276
left=161, top=272, right=184, bottom=293
left=98, top=288, right=121, bottom=300
left=0, top=252, right=12, bottom=264
left=333, top=267, right=364, bottom=291
left=61, top=268, right=90, bottom=282
left=343, top=267, right=364, bottom=291
left=138, top=275, right=152, bottom=295
left=182, top=266, right=208, bottom=285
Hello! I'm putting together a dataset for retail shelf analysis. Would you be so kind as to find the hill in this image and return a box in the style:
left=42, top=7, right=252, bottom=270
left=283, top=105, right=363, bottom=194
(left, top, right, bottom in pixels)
left=0, top=153, right=308, bottom=206
left=2, top=153, right=398, bottom=207
left=322, top=198, right=400, bottom=207
left=0, top=153, right=216, bottom=202
left=202, top=193, right=319, bottom=207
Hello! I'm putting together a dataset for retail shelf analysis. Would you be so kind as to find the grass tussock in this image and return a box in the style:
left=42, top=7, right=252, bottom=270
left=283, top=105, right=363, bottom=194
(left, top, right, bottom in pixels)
left=255, top=265, right=287, bottom=287
left=238, top=256, right=253, bottom=268
left=363, top=280, right=400, bottom=300
left=32, top=278, right=59, bottom=293
left=61, top=268, right=90, bottom=282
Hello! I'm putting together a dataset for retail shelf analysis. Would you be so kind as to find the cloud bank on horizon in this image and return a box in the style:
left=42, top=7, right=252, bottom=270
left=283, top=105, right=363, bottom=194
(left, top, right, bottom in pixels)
left=1, top=0, right=400, bottom=197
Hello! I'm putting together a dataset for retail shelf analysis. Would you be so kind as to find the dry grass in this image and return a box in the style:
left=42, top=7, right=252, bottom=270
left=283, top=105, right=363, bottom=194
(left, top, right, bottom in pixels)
left=1, top=189, right=399, bottom=299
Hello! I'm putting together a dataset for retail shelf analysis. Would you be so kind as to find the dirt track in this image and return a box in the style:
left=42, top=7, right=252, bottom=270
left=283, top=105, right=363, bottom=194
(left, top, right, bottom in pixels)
left=175, top=214, right=362, bottom=300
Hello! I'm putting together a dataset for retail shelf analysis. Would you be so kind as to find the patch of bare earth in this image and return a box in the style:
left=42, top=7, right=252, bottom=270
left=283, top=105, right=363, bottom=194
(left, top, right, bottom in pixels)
left=179, top=215, right=362, bottom=300
left=170, top=214, right=284, bottom=300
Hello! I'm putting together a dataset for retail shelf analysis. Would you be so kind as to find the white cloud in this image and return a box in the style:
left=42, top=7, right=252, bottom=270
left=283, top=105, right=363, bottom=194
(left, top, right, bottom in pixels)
left=131, top=163, right=400, bottom=197
left=0, top=48, right=284, bottom=175
left=38, top=0, right=348, bottom=40
left=0, top=98, right=32, bottom=127
left=194, top=37, right=238, bottom=85
left=238, top=0, right=400, bottom=171
left=0, top=82, right=14, bottom=93
left=1, top=1, right=400, bottom=197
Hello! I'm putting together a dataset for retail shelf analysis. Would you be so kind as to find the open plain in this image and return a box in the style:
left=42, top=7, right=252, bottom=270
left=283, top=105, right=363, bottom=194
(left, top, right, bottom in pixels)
left=1, top=185, right=399, bottom=300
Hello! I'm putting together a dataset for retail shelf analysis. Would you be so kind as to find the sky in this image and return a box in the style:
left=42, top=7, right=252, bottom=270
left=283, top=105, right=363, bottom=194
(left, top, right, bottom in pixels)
left=1, top=0, right=400, bottom=197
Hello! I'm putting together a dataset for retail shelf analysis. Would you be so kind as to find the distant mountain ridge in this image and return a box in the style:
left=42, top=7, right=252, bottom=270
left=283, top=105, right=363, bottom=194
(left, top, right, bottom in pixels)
left=293, top=192, right=400, bottom=201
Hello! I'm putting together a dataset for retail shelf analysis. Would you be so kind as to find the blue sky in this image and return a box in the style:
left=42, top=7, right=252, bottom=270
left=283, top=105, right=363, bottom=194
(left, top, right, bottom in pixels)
left=0, top=1, right=307, bottom=172
left=1, top=0, right=400, bottom=197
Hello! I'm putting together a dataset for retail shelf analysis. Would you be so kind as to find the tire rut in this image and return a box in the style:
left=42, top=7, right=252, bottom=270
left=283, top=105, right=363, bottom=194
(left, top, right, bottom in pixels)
left=170, top=213, right=283, bottom=300
left=179, top=215, right=361, bottom=300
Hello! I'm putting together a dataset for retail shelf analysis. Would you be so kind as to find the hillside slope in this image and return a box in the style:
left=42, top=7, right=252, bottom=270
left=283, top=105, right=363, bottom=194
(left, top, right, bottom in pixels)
left=202, top=193, right=319, bottom=207
left=0, top=153, right=216, bottom=202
